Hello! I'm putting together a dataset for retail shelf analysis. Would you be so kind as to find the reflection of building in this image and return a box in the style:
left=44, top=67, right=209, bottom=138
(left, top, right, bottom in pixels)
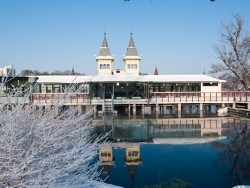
left=99, top=146, right=115, bottom=180
left=124, top=145, right=142, bottom=185
left=125, top=145, right=141, bottom=163
left=93, top=117, right=233, bottom=142
left=99, top=146, right=114, bottom=163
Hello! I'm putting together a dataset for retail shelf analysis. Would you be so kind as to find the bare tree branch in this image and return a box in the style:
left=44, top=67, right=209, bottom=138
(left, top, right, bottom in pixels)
left=210, top=14, right=250, bottom=91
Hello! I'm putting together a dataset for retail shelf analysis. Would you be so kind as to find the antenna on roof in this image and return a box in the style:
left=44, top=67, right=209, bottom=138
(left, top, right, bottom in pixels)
left=203, top=67, right=206, bottom=75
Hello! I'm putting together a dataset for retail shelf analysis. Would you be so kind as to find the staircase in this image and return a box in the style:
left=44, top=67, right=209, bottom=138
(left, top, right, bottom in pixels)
left=103, top=99, right=113, bottom=113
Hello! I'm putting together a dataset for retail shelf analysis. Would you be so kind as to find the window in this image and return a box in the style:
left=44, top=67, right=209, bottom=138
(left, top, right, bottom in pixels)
left=127, top=64, right=137, bottom=69
left=128, top=151, right=139, bottom=157
left=203, top=83, right=218, bottom=86
left=100, top=64, right=110, bottom=69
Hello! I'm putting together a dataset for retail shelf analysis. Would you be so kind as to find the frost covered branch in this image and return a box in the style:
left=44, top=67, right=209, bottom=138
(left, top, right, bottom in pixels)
left=0, top=81, right=108, bottom=187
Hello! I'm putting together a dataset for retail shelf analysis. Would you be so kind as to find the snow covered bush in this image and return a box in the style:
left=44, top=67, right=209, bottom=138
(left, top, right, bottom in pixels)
left=0, top=81, right=107, bottom=187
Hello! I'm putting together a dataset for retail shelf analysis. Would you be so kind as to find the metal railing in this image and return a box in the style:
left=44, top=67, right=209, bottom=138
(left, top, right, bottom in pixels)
left=29, top=92, right=250, bottom=105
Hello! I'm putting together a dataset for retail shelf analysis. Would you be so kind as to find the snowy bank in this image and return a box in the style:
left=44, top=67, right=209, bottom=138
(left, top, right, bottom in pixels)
left=153, top=137, right=227, bottom=145
left=93, top=181, right=123, bottom=188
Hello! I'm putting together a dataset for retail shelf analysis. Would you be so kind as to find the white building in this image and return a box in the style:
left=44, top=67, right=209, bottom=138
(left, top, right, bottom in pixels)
left=0, top=65, right=16, bottom=77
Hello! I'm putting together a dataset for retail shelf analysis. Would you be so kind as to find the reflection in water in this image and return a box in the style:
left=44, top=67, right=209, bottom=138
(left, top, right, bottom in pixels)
left=144, top=177, right=192, bottom=188
left=124, top=145, right=142, bottom=187
left=212, top=119, right=250, bottom=185
left=95, top=116, right=250, bottom=188
left=99, top=146, right=115, bottom=181
left=93, top=115, right=231, bottom=142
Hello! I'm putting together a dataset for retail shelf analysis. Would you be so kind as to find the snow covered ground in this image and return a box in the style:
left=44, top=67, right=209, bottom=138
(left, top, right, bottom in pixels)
left=93, top=181, right=123, bottom=188
left=153, top=137, right=227, bottom=145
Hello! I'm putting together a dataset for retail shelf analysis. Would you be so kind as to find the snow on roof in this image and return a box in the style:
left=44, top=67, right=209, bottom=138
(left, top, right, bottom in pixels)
left=33, top=74, right=226, bottom=84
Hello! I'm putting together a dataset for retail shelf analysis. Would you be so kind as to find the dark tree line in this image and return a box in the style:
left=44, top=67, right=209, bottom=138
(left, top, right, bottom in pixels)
left=19, top=69, right=84, bottom=76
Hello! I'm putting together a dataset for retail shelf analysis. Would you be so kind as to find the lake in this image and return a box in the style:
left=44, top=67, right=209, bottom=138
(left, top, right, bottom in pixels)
left=93, top=115, right=250, bottom=188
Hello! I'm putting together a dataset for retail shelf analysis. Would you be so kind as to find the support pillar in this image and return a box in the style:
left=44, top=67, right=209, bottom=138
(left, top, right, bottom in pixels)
left=178, top=103, right=181, bottom=118
left=232, top=103, right=236, bottom=108
left=142, top=104, right=145, bottom=115
left=78, top=105, right=84, bottom=114
left=200, top=103, right=203, bottom=118
left=133, top=103, right=136, bottom=116
left=156, top=104, right=159, bottom=114
left=128, top=104, right=131, bottom=115
left=93, top=105, right=97, bottom=114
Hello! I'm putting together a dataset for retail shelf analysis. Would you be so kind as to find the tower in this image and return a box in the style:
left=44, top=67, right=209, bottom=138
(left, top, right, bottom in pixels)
left=154, top=66, right=158, bottom=75
left=123, top=33, right=141, bottom=76
left=96, top=33, right=114, bottom=75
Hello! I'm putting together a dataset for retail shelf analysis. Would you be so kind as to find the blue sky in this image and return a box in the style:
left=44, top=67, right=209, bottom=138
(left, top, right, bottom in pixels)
left=0, top=0, right=250, bottom=75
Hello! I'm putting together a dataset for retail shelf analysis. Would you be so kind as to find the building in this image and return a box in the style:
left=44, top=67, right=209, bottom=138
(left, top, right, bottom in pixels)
left=2, top=33, right=250, bottom=115
left=0, top=65, right=16, bottom=77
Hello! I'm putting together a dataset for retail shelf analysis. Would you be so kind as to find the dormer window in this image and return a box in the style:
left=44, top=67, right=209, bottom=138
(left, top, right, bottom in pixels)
left=100, top=64, right=110, bottom=69
left=127, top=64, right=137, bottom=69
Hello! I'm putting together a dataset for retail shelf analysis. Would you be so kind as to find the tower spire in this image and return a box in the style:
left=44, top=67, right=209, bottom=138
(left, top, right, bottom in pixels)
left=96, top=32, right=114, bottom=75
left=128, top=32, right=135, bottom=48
left=102, top=32, right=108, bottom=48
left=123, top=32, right=141, bottom=76
left=97, top=32, right=113, bottom=57
left=124, top=32, right=140, bottom=57
left=154, top=66, right=158, bottom=75
left=71, top=66, right=75, bottom=75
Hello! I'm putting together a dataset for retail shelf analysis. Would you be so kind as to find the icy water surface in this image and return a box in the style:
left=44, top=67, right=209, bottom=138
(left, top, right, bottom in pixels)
left=94, top=116, right=250, bottom=188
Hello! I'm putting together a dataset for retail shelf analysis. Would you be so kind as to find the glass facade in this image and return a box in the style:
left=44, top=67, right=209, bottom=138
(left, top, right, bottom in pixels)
left=149, top=83, right=201, bottom=92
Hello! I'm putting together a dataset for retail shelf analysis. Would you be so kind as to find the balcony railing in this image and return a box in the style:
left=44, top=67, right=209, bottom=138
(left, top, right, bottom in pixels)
left=150, top=92, right=250, bottom=103
left=29, top=92, right=250, bottom=105
left=31, top=93, right=90, bottom=105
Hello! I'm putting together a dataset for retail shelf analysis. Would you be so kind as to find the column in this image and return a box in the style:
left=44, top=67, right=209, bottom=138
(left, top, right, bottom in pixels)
left=133, top=103, right=136, bottom=116
left=142, top=104, right=145, bottom=115
left=93, top=105, right=97, bottom=114
left=178, top=103, right=181, bottom=118
left=156, top=104, right=159, bottom=114
left=200, top=103, right=203, bottom=118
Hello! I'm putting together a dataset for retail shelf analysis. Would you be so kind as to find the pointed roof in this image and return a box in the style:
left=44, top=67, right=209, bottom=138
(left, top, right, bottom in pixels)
left=71, top=67, right=75, bottom=75
left=96, top=33, right=114, bottom=61
left=123, top=33, right=141, bottom=60
left=128, top=33, right=135, bottom=48
left=154, top=67, right=158, bottom=75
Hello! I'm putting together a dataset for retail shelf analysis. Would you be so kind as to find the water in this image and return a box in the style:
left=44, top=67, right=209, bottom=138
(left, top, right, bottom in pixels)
left=94, top=115, right=250, bottom=188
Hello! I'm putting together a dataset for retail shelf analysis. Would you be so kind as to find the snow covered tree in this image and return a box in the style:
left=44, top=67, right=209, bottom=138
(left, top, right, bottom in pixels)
left=0, top=81, right=108, bottom=187
left=210, top=14, right=250, bottom=91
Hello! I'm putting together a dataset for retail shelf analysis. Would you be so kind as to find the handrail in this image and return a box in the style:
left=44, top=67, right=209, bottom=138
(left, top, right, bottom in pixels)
left=30, top=91, right=250, bottom=104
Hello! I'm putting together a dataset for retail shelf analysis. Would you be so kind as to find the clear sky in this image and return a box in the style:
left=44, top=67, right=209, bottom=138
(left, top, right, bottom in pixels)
left=0, top=0, right=250, bottom=75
